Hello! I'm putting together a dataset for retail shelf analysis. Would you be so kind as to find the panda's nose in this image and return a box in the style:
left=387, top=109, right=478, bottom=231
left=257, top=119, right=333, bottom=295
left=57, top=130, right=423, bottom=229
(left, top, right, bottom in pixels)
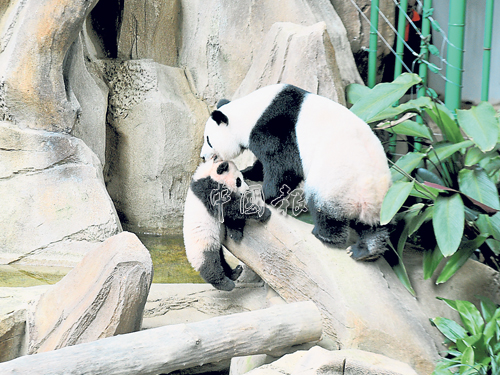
left=201, top=156, right=206, bottom=162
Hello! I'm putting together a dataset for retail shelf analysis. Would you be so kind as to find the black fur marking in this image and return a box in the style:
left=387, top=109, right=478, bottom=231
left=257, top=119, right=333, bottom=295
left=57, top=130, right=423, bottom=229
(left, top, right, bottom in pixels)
left=217, top=99, right=231, bottom=109
left=216, top=161, right=229, bottom=175
left=198, top=246, right=236, bottom=291
left=211, top=110, right=228, bottom=125
left=308, top=197, right=350, bottom=246
left=348, top=221, right=388, bottom=261
left=248, top=85, right=307, bottom=203
left=191, top=176, right=271, bottom=236
left=241, top=159, right=264, bottom=181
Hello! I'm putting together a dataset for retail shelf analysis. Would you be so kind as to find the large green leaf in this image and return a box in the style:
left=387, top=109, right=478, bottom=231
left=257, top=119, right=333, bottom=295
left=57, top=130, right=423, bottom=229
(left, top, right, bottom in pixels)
left=477, top=212, right=500, bottom=241
left=370, top=96, right=433, bottom=123
left=459, top=168, right=500, bottom=210
left=426, top=103, right=464, bottom=144
left=346, top=84, right=372, bottom=105
left=350, top=73, right=421, bottom=122
left=423, top=245, right=444, bottom=280
left=389, top=120, right=434, bottom=140
left=391, top=152, right=426, bottom=182
left=457, top=102, right=499, bottom=152
left=455, top=300, right=485, bottom=336
left=431, top=316, right=468, bottom=342
left=433, top=193, right=465, bottom=257
left=460, top=347, right=475, bottom=374
left=428, top=141, right=474, bottom=165
left=436, top=235, right=488, bottom=284
left=380, top=181, right=415, bottom=225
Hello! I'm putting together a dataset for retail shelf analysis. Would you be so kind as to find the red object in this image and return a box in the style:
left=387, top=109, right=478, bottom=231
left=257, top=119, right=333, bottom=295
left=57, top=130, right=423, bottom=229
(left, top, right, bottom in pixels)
left=405, top=9, right=421, bottom=41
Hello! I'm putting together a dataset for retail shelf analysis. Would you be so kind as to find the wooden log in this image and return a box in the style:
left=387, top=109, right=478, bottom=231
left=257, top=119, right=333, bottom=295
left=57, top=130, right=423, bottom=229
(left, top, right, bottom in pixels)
left=223, top=207, right=442, bottom=375
left=0, top=301, right=321, bottom=375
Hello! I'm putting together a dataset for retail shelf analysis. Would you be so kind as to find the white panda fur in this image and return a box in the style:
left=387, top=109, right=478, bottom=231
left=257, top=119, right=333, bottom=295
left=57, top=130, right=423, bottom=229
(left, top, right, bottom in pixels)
left=200, top=84, right=391, bottom=260
left=183, top=159, right=270, bottom=291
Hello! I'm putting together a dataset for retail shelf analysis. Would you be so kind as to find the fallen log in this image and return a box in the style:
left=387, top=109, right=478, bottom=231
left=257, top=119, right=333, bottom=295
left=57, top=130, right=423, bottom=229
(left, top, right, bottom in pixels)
left=0, top=301, right=321, bottom=375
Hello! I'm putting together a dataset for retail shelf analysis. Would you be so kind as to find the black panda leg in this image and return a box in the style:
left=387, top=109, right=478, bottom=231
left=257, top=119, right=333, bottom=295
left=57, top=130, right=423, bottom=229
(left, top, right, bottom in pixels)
left=348, top=221, right=389, bottom=261
left=308, top=198, right=349, bottom=247
left=219, top=247, right=243, bottom=281
left=198, top=247, right=236, bottom=291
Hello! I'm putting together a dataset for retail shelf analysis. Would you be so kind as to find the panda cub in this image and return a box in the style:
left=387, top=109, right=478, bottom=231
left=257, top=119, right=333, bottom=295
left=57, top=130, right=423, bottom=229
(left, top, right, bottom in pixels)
left=200, top=84, right=392, bottom=261
left=183, top=159, right=271, bottom=291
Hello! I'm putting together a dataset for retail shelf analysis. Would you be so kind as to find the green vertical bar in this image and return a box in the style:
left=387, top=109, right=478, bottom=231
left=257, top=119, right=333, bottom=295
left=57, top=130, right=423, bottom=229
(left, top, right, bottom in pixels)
left=394, top=0, right=409, bottom=79
left=368, top=0, right=380, bottom=88
left=444, top=0, right=467, bottom=113
left=414, top=0, right=433, bottom=152
left=481, top=0, right=494, bottom=102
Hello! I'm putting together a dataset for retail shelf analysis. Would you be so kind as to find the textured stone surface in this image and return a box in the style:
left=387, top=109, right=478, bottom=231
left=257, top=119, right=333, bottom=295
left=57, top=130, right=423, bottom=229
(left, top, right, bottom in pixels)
left=67, top=31, right=109, bottom=164
left=244, top=347, right=418, bottom=375
left=234, top=22, right=345, bottom=105
left=27, top=232, right=153, bottom=354
left=178, top=0, right=362, bottom=106
left=0, top=0, right=99, bottom=131
left=103, top=60, right=208, bottom=234
left=0, top=122, right=121, bottom=266
left=117, top=0, right=180, bottom=66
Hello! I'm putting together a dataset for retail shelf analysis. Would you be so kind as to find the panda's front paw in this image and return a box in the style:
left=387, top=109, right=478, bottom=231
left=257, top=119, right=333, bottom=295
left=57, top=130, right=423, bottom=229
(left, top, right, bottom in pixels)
left=258, top=207, right=271, bottom=223
left=213, top=277, right=235, bottom=291
left=347, top=244, right=381, bottom=262
left=229, top=265, right=243, bottom=281
left=227, top=228, right=244, bottom=242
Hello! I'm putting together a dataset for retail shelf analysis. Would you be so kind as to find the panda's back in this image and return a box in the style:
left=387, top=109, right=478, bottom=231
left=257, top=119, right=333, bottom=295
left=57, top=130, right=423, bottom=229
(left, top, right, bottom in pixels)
left=183, top=189, right=223, bottom=270
left=296, top=93, right=391, bottom=223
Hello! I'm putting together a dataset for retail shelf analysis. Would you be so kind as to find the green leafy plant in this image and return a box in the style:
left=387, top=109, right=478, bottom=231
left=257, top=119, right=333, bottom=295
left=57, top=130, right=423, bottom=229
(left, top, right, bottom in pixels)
left=430, top=297, right=500, bottom=375
left=347, top=73, right=500, bottom=295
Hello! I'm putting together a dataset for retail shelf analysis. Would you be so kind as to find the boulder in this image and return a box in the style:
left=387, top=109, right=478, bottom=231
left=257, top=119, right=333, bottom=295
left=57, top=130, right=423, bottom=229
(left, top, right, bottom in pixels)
left=178, top=0, right=362, bottom=105
left=27, top=232, right=153, bottom=354
left=0, top=0, right=99, bottom=131
left=102, top=60, right=209, bottom=235
left=0, top=122, right=122, bottom=266
left=243, top=347, right=418, bottom=375
left=234, top=22, right=346, bottom=105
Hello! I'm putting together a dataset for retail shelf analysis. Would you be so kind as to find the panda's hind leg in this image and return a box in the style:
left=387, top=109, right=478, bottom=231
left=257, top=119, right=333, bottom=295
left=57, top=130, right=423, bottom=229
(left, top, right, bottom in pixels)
left=308, top=198, right=350, bottom=247
left=220, top=247, right=243, bottom=281
left=198, top=246, right=238, bottom=291
left=348, top=221, right=389, bottom=261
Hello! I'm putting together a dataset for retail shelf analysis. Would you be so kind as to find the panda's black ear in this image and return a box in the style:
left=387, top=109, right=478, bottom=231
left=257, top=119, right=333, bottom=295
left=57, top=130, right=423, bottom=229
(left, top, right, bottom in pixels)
left=216, top=161, right=229, bottom=175
left=217, top=99, right=231, bottom=109
left=211, top=110, right=228, bottom=126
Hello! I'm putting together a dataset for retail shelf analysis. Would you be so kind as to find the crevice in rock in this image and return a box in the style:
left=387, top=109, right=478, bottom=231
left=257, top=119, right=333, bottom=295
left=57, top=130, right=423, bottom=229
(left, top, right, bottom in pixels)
left=88, top=0, right=124, bottom=59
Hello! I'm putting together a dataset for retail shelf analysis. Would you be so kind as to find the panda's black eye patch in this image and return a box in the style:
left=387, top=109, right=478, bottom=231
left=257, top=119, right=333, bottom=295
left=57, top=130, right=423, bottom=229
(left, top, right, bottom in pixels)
left=216, top=161, right=229, bottom=175
left=207, top=136, right=212, bottom=148
left=236, top=177, right=241, bottom=188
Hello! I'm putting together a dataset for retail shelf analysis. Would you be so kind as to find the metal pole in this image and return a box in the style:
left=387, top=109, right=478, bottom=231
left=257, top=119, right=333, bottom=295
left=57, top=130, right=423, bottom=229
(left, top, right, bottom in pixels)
left=394, top=0, right=409, bottom=79
left=481, top=0, right=494, bottom=102
left=444, top=0, right=467, bottom=113
left=414, top=0, right=433, bottom=152
left=368, top=0, right=380, bottom=88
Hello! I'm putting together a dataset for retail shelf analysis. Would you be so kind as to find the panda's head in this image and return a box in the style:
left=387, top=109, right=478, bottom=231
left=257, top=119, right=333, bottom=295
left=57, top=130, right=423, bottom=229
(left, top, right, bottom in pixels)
left=194, top=159, right=248, bottom=195
left=200, top=99, right=243, bottom=162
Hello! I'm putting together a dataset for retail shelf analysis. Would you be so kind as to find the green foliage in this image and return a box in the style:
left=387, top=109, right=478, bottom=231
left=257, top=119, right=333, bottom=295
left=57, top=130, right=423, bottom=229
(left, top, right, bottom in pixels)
left=431, top=297, right=500, bottom=375
left=347, top=73, right=500, bottom=292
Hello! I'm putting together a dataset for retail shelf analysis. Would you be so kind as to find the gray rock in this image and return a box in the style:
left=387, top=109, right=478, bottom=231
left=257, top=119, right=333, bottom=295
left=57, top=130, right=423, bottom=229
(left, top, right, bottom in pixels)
left=244, top=347, right=418, bottom=375
left=102, top=60, right=209, bottom=235
left=117, top=0, right=181, bottom=66
left=178, top=0, right=362, bottom=105
left=27, top=232, right=153, bottom=354
left=234, top=22, right=346, bottom=105
left=0, top=0, right=99, bottom=131
left=0, top=122, right=121, bottom=266
left=67, top=32, right=109, bottom=165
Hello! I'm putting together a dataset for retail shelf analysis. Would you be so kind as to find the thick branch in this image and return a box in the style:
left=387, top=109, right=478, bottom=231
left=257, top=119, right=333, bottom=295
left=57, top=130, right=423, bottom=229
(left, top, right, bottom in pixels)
left=0, top=302, right=322, bottom=375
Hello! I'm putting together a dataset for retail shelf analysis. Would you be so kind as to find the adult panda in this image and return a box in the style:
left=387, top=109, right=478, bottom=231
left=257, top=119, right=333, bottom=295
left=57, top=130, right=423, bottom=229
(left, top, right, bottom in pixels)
left=183, top=158, right=270, bottom=291
left=200, top=84, right=391, bottom=261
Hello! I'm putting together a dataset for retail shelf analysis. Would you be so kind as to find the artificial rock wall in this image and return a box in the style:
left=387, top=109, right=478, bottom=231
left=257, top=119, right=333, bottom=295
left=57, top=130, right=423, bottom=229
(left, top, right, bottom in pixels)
left=0, top=0, right=395, bottom=265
